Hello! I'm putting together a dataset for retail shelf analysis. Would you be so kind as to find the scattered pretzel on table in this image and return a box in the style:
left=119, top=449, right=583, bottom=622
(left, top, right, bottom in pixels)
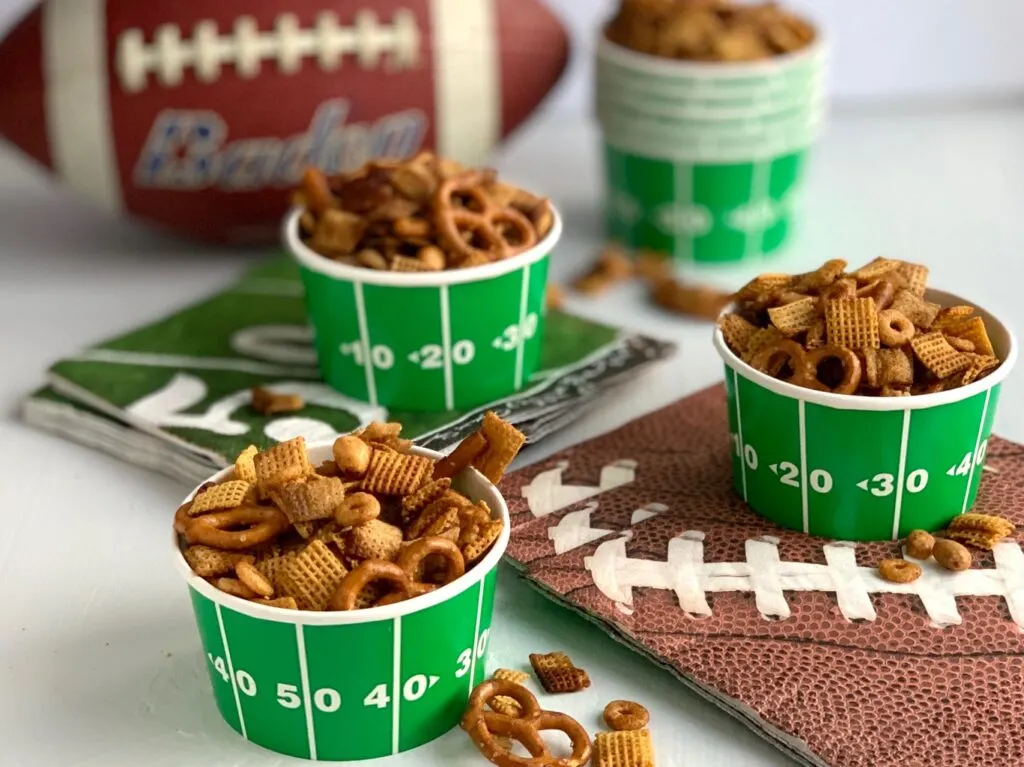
left=461, top=679, right=592, bottom=767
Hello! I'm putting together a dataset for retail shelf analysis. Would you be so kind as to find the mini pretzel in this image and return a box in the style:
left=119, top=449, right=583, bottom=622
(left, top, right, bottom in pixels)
left=184, top=506, right=290, bottom=550
left=461, top=679, right=592, bottom=767
left=857, top=279, right=896, bottom=310
left=751, top=340, right=862, bottom=395
left=397, top=536, right=466, bottom=585
left=434, top=173, right=538, bottom=264
left=878, top=309, right=916, bottom=346
left=603, top=700, right=650, bottom=731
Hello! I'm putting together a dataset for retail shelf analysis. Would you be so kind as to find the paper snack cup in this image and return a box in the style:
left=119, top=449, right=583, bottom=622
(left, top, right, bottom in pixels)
left=595, top=31, right=826, bottom=265
left=603, top=141, right=812, bottom=264
left=714, top=290, right=1017, bottom=542
left=285, top=207, right=562, bottom=412
left=174, top=444, right=508, bottom=761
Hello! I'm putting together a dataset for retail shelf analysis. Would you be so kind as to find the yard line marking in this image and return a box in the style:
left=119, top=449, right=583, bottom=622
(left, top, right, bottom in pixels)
left=440, top=285, right=454, bottom=410
left=672, top=161, right=694, bottom=262
left=733, top=369, right=748, bottom=502
left=468, top=579, right=485, bottom=695
left=514, top=265, right=530, bottom=390
left=963, top=389, right=992, bottom=514
left=798, top=400, right=809, bottom=534
left=295, top=625, right=317, bottom=759
left=892, top=409, right=912, bottom=540
left=215, top=604, right=247, bottom=740
left=743, top=159, right=772, bottom=260
left=392, top=616, right=402, bottom=755
left=354, top=282, right=378, bottom=406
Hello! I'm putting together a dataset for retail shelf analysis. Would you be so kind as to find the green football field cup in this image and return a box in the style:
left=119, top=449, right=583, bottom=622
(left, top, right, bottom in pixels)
left=603, top=141, right=811, bottom=264
left=714, top=290, right=1018, bottom=541
left=174, top=444, right=508, bottom=761
left=286, top=208, right=560, bottom=412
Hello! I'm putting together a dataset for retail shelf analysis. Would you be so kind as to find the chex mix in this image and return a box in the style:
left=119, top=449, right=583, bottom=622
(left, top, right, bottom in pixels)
left=176, top=413, right=523, bottom=612
left=295, top=152, right=555, bottom=271
left=719, top=257, right=1003, bottom=396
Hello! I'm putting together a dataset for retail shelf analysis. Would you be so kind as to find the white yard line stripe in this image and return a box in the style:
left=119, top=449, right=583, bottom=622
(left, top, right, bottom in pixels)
left=69, top=348, right=319, bottom=377
left=354, top=282, right=378, bottom=406
left=733, top=369, right=748, bottom=502
left=440, top=285, right=454, bottom=410
left=743, top=159, right=771, bottom=260
left=963, top=389, right=992, bottom=514
left=891, top=409, right=912, bottom=540
left=673, top=161, right=694, bottom=262
left=295, top=625, right=317, bottom=760
left=44, top=0, right=121, bottom=214
left=798, top=400, right=809, bottom=534
left=514, top=265, right=530, bottom=390
left=468, top=579, right=485, bottom=694
left=215, top=604, right=247, bottom=740
left=392, top=616, right=402, bottom=755
left=430, top=0, right=499, bottom=164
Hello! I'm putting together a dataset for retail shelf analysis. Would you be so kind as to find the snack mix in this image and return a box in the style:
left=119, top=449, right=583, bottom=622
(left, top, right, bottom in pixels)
left=177, top=413, right=523, bottom=611
left=574, top=243, right=732, bottom=321
left=463, top=657, right=655, bottom=767
left=720, top=258, right=1003, bottom=396
left=606, top=0, right=816, bottom=62
left=296, top=152, right=554, bottom=271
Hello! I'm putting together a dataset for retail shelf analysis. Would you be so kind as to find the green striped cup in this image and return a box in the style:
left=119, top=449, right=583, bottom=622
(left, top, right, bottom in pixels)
left=714, top=290, right=1017, bottom=541
left=174, top=444, right=508, bottom=761
left=286, top=207, right=561, bottom=412
left=603, top=141, right=810, bottom=263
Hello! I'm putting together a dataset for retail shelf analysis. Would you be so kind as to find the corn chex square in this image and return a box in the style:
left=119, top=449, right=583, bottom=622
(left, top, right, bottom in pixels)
left=472, top=412, right=526, bottom=484
left=255, top=437, right=313, bottom=490
left=362, top=449, right=433, bottom=496
left=595, top=729, right=656, bottom=767
left=234, top=445, right=258, bottom=483
left=190, top=480, right=252, bottom=515
left=277, top=540, right=348, bottom=611
left=911, top=331, right=972, bottom=379
left=825, top=297, right=880, bottom=350
left=767, top=297, right=819, bottom=336
left=946, top=316, right=995, bottom=357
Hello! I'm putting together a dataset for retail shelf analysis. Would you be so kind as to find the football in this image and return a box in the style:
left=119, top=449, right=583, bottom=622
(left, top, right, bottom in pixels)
left=501, top=384, right=1024, bottom=767
left=0, top=0, right=570, bottom=244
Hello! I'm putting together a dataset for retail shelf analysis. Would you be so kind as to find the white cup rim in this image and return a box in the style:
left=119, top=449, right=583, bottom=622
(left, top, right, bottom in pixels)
left=172, top=444, right=511, bottom=625
left=596, top=28, right=828, bottom=80
left=284, top=206, right=563, bottom=288
left=713, top=288, right=1018, bottom=412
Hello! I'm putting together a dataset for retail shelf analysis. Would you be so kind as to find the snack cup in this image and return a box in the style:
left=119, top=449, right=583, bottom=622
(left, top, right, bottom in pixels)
left=286, top=207, right=561, bottom=411
left=714, top=290, right=1017, bottom=541
left=595, top=32, right=826, bottom=265
left=173, top=444, right=508, bottom=761
left=603, top=140, right=813, bottom=264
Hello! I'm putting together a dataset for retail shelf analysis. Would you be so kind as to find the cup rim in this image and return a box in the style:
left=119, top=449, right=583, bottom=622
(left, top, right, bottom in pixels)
left=597, top=28, right=828, bottom=79
left=284, top=205, right=563, bottom=288
left=713, top=288, right=1018, bottom=411
left=172, top=444, right=511, bottom=626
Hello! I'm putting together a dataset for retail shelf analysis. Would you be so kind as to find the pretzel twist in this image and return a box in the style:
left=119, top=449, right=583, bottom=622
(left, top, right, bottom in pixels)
left=461, top=679, right=592, bottom=767
left=433, top=173, right=538, bottom=265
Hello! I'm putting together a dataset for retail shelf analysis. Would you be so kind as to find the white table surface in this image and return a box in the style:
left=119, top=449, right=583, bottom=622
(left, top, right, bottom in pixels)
left=2, top=105, right=1024, bottom=767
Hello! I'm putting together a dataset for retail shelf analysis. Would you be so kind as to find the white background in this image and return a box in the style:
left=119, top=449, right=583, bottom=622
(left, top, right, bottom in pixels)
left=1, top=0, right=1024, bottom=111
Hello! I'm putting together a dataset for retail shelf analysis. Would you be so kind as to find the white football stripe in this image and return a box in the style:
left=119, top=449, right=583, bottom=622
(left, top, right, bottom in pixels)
left=429, top=0, right=499, bottom=164
left=43, top=0, right=122, bottom=214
